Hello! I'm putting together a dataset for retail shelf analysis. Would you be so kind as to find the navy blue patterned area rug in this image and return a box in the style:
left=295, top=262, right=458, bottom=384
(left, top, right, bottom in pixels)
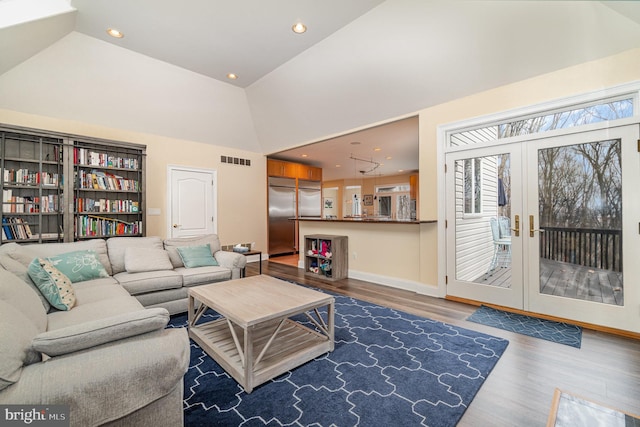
left=466, top=305, right=582, bottom=348
left=168, top=291, right=509, bottom=427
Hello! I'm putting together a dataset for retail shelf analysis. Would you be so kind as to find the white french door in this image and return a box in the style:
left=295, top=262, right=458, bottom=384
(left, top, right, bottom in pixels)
left=525, top=125, right=639, bottom=331
left=446, top=124, right=640, bottom=332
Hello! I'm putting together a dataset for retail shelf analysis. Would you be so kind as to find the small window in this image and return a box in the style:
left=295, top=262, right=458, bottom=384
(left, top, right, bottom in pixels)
left=450, top=97, right=634, bottom=147
left=464, top=158, right=482, bottom=214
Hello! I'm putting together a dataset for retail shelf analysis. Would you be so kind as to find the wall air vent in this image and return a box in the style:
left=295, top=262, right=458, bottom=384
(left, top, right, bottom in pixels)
left=221, top=156, right=251, bottom=166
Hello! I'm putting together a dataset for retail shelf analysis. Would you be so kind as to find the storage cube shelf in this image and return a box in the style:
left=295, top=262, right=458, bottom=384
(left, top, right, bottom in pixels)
left=304, top=234, right=348, bottom=281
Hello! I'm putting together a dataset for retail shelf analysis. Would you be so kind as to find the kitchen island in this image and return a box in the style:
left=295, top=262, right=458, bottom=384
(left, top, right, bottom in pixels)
left=296, top=217, right=439, bottom=298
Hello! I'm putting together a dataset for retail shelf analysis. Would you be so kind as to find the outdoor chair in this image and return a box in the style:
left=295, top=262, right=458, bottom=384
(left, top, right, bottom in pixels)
left=485, top=216, right=511, bottom=278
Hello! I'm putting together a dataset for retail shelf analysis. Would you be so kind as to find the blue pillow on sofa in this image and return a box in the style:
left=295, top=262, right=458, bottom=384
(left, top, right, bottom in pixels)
left=27, top=258, right=76, bottom=311
left=37, top=250, right=109, bottom=283
left=176, top=244, right=219, bottom=268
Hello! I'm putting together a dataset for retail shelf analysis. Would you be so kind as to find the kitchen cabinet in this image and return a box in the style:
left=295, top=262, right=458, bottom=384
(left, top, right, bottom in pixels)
left=267, top=159, right=298, bottom=178
left=298, top=164, right=322, bottom=181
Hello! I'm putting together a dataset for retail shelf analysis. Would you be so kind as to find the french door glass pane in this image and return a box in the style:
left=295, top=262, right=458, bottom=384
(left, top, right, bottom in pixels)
left=537, top=139, right=623, bottom=306
left=455, top=154, right=511, bottom=288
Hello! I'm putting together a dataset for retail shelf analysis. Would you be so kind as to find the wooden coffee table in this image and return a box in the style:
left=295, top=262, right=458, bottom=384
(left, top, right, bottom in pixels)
left=187, top=275, right=334, bottom=393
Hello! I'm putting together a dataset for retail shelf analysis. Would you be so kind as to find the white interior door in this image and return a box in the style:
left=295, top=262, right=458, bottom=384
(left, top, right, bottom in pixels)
left=445, top=144, right=524, bottom=309
left=168, top=166, right=216, bottom=238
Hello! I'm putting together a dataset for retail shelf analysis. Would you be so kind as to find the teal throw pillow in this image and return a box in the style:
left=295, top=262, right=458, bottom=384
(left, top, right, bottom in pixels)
left=44, top=250, right=109, bottom=283
left=27, top=258, right=76, bottom=311
left=176, top=244, right=219, bottom=268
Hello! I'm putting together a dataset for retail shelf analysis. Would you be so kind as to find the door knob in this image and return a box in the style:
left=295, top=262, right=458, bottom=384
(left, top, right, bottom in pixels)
left=173, top=224, right=181, bottom=228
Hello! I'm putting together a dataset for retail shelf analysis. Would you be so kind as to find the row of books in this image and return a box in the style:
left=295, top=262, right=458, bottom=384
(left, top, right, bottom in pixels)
left=2, top=168, right=61, bottom=186
left=2, top=217, right=33, bottom=240
left=2, top=191, right=62, bottom=213
left=75, top=215, right=142, bottom=237
left=76, top=169, right=140, bottom=192
left=76, top=197, right=140, bottom=213
left=74, top=148, right=139, bottom=170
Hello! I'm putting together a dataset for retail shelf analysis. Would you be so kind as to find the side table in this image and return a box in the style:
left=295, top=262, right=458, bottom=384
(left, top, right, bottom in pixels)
left=235, top=249, right=262, bottom=276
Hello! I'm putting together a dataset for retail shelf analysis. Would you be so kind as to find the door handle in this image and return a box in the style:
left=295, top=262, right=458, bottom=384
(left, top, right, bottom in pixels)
left=529, top=215, right=544, bottom=237
left=173, top=224, right=181, bottom=228
left=511, top=215, right=520, bottom=237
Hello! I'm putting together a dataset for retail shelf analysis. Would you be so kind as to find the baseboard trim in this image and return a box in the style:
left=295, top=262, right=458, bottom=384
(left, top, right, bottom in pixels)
left=446, top=295, right=640, bottom=340
left=347, top=270, right=440, bottom=298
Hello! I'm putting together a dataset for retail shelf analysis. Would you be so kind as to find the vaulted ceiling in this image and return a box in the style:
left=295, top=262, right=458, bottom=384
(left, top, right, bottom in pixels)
left=1, top=0, right=640, bottom=180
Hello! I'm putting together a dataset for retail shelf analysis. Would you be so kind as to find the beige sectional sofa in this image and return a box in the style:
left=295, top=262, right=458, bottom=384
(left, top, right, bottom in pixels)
left=0, top=234, right=247, bottom=426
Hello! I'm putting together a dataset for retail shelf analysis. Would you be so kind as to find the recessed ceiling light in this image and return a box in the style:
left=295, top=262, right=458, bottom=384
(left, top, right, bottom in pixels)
left=106, top=28, right=124, bottom=38
left=335, top=164, right=341, bottom=168
left=386, top=156, right=393, bottom=160
left=374, top=148, right=382, bottom=152
left=226, top=73, right=238, bottom=80
left=398, top=169, right=404, bottom=172
left=301, top=154, right=308, bottom=158
left=292, top=22, right=307, bottom=34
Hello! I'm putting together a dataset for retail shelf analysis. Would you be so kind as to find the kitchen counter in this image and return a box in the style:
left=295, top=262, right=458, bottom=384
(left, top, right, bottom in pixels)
left=296, top=217, right=436, bottom=224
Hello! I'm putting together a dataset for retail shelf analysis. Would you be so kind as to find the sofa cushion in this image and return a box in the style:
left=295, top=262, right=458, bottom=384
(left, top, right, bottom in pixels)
left=0, top=268, right=47, bottom=333
left=47, top=296, right=144, bottom=331
left=0, top=300, right=41, bottom=391
left=73, top=282, right=131, bottom=305
left=176, top=244, right=219, bottom=268
left=107, top=236, right=165, bottom=274
left=4, top=239, right=112, bottom=276
left=114, top=270, right=183, bottom=295
left=134, top=288, right=188, bottom=307
left=124, top=247, right=173, bottom=273
left=32, top=308, right=170, bottom=357
left=175, top=266, right=231, bottom=286
left=0, top=243, right=51, bottom=311
left=27, top=258, right=77, bottom=311
left=163, top=234, right=222, bottom=268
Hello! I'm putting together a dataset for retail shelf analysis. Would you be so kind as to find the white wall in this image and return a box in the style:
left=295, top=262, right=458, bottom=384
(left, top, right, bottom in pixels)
left=247, top=0, right=640, bottom=154
left=0, top=32, right=261, bottom=153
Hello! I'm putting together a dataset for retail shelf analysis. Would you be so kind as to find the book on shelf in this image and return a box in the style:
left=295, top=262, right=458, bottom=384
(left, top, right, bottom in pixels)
left=76, top=169, right=139, bottom=192
left=74, top=148, right=139, bottom=169
left=75, top=214, right=142, bottom=237
left=1, top=217, right=33, bottom=240
left=1, top=168, right=60, bottom=186
left=75, top=197, right=140, bottom=213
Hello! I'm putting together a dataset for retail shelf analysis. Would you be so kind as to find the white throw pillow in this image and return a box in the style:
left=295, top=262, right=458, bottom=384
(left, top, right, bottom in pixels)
left=124, top=247, right=173, bottom=273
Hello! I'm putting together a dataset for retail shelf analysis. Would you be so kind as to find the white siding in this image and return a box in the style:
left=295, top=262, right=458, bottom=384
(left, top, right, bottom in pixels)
left=454, top=156, right=499, bottom=281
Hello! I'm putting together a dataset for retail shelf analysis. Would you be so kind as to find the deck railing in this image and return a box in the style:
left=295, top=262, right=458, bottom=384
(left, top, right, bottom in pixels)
left=539, top=227, right=622, bottom=272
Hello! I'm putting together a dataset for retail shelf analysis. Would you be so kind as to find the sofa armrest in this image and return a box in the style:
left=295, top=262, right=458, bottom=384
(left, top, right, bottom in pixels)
left=0, top=328, right=189, bottom=427
left=32, top=308, right=170, bottom=357
left=214, top=250, right=247, bottom=270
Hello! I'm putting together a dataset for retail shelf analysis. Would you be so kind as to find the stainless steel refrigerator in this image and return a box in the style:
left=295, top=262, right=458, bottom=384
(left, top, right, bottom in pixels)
left=268, top=178, right=321, bottom=256
left=297, top=180, right=321, bottom=218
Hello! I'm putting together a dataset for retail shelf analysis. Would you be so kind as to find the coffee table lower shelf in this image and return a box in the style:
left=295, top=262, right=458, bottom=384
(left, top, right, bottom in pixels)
left=189, top=317, right=332, bottom=393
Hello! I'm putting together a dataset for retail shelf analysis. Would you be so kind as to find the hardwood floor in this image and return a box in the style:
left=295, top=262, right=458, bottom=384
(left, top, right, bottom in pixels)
left=244, top=260, right=640, bottom=426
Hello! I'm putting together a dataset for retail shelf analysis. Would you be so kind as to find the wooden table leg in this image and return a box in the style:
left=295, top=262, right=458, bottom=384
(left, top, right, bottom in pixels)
left=328, top=300, right=335, bottom=351
left=244, top=325, right=254, bottom=393
left=187, top=293, right=194, bottom=327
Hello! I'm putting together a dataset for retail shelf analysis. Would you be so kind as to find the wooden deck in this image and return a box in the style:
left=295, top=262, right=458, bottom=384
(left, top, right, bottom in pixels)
left=474, top=259, right=623, bottom=306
